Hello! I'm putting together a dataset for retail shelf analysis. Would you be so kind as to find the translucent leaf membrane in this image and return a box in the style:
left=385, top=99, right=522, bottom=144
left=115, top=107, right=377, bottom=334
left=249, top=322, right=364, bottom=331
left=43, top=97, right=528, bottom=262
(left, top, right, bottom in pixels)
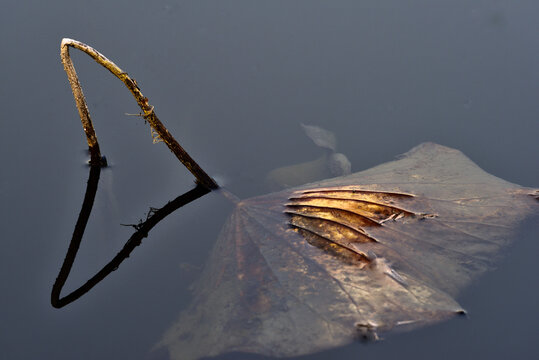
left=287, top=188, right=419, bottom=242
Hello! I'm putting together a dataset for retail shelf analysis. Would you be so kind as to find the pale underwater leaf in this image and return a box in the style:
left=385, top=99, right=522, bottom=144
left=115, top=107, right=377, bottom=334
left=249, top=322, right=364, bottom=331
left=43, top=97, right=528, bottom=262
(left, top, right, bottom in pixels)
left=265, top=124, right=351, bottom=190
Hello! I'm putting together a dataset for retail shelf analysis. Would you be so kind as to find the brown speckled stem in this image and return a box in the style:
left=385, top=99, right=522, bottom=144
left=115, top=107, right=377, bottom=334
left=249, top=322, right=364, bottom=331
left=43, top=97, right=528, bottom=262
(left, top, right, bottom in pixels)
left=60, top=38, right=218, bottom=189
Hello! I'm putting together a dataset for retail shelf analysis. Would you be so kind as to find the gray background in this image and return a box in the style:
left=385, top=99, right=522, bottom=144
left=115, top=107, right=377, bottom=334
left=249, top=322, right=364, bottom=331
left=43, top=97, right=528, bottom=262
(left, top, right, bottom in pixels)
left=1, top=0, right=537, bottom=359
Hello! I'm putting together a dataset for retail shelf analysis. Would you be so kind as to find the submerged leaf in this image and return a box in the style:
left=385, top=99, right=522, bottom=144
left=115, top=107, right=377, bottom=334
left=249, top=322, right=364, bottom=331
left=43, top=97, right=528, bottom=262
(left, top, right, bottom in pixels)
left=265, top=124, right=351, bottom=190
left=301, top=123, right=338, bottom=151
left=157, top=143, right=537, bottom=359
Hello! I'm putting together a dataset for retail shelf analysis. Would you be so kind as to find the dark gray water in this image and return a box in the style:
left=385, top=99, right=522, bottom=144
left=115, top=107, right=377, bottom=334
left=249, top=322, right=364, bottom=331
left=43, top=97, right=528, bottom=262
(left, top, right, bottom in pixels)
left=1, top=1, right=538, bottom=359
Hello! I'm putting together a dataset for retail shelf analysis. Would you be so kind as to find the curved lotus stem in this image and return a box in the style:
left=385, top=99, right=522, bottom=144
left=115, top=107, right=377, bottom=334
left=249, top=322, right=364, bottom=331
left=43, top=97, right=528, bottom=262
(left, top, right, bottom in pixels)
left=60, top=38, right=219, bottom=189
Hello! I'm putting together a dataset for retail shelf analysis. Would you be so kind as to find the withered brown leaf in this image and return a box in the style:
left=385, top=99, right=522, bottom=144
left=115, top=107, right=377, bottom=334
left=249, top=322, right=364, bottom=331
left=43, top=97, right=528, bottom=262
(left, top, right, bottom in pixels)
left=157, top=143, right=537, bottom=359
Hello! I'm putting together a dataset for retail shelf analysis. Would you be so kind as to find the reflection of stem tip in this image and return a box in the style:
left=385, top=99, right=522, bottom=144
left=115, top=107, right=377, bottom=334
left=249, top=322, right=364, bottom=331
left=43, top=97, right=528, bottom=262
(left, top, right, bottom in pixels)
left=61, top=38, right=219, bottom=189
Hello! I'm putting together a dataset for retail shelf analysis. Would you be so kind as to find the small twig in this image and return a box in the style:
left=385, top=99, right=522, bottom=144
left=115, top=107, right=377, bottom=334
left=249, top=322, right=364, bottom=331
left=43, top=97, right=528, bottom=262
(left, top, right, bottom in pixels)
left=60, top=38, right=219, bottom=189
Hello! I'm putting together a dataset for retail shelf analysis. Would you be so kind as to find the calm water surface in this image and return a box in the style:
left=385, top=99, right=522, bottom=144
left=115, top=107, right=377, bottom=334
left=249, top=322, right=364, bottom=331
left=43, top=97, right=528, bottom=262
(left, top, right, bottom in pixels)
left=1, top=1, right=538, bottom=359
